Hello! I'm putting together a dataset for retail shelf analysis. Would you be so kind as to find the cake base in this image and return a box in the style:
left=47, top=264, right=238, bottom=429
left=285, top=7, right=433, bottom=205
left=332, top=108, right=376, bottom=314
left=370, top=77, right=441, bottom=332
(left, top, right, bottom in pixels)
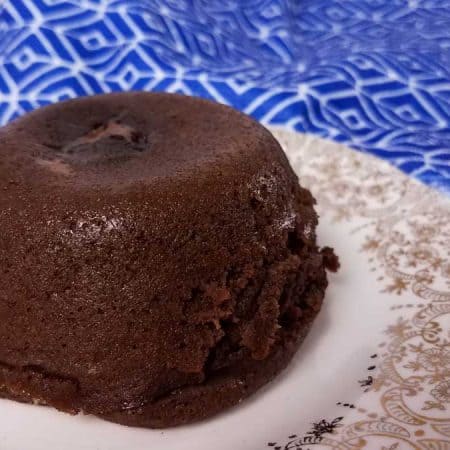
left=101, top=297, right=320, bottom=428
left=0, top=283, right=324, bottom=428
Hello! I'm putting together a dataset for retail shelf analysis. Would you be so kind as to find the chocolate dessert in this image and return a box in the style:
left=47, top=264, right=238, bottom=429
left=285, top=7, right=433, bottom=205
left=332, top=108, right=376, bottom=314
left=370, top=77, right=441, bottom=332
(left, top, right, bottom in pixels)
left=0, top=92, right=338, bottom=427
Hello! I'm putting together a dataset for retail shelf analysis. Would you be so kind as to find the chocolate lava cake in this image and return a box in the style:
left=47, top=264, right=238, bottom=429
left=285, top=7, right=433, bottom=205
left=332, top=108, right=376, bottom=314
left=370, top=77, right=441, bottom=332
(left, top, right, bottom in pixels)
left=0, top=92, right=338, bottom=428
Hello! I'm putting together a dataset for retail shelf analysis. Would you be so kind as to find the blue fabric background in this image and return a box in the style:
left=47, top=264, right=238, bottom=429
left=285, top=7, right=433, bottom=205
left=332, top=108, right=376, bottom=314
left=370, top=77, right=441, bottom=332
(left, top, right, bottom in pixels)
left=1, top=0, right=449, bottom=193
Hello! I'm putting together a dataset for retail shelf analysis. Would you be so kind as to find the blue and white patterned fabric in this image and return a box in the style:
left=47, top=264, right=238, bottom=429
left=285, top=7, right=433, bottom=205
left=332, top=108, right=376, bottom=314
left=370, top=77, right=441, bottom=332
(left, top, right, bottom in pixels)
left=1, top=0, right=449, bottom=193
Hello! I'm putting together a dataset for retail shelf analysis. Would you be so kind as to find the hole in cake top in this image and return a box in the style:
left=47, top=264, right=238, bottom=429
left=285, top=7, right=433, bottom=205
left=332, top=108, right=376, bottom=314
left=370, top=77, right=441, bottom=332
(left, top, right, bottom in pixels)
left=37, top=114, right=149, bottom=173
left=66, top=120, right=146, bottom=150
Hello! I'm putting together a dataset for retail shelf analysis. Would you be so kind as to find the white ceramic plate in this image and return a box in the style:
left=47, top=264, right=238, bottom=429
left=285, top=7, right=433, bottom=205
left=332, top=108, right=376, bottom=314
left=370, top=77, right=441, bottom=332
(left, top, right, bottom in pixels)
left=1, top=130, right=449, bottom=450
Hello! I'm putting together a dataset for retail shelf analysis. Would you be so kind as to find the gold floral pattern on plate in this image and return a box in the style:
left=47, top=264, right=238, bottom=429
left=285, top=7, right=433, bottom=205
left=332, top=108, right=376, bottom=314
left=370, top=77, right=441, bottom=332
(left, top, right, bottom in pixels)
left=270, top=130, right=450, bottom=449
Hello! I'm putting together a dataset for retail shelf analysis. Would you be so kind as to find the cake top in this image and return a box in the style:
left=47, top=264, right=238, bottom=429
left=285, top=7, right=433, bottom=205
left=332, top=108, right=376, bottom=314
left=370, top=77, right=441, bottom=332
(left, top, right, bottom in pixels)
left=0, top=93, right=276, bottom=189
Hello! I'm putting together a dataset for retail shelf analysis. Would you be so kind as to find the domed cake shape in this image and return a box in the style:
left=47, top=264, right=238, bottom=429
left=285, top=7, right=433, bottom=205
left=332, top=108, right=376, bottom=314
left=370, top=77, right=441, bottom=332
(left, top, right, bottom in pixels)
left=0, top=93, right=337, bottom=427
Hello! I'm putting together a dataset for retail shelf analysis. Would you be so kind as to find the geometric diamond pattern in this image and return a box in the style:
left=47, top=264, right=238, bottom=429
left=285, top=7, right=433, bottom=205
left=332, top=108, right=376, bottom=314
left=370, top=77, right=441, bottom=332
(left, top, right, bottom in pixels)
left=1, top=0, right=449, bottom=193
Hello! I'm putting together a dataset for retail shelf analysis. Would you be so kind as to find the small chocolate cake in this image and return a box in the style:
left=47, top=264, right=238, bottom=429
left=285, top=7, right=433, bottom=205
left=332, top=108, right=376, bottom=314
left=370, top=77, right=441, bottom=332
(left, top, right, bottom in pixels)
left=0, top=93, right=338, bottom=428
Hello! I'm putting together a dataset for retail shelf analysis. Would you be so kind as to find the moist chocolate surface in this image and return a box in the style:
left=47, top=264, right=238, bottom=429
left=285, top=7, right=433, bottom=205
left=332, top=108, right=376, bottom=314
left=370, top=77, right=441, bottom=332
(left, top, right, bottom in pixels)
left=0, top=92, right=338, bottom=428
